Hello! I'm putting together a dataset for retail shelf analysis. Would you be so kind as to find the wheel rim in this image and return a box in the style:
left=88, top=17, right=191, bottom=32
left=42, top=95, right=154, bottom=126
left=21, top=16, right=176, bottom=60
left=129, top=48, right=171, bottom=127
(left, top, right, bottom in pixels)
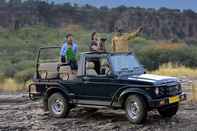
left=51, top=99, right=64, bottom=115
left=127, top=101, right=140, bottom=120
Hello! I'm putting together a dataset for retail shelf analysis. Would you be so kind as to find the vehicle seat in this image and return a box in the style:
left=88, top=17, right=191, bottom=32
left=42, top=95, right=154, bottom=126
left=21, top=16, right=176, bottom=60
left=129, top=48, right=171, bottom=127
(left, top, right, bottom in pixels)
left=86, top=62, right=98, bottom=76
left=101, top=60, right=110, bottom=75
left=39, top=63, right=59, bottom=79
left=59, top=65, right=71, bottom=80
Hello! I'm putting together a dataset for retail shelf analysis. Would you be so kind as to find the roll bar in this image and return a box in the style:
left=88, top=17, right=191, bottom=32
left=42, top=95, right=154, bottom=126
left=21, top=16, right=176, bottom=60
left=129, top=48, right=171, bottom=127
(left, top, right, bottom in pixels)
left=35, top=46, right=61, bottom=78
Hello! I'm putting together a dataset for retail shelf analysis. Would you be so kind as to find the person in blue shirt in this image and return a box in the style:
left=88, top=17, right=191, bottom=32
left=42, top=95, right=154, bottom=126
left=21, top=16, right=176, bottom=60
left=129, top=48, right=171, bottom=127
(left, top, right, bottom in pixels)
left=60, top=33, right=78, bottom=70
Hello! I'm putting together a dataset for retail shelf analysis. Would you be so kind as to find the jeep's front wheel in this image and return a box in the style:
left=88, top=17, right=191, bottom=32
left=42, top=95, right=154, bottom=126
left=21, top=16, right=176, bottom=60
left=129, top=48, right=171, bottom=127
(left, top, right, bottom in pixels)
left=158, top=103, right=179, bottom=118
left=48, top=93, right=70, bottom=118
left=125, top=95, right=147, bottom=124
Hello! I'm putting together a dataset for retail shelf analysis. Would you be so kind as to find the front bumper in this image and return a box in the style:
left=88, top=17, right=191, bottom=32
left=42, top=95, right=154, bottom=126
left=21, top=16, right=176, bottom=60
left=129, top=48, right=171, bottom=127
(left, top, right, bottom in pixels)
left=149, top=93, right=187, bottom=108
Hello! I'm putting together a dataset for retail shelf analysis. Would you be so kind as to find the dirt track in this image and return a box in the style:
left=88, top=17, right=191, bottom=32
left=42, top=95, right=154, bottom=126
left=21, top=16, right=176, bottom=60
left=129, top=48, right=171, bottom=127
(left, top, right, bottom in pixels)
left=0, top=94, right=197, bottom=131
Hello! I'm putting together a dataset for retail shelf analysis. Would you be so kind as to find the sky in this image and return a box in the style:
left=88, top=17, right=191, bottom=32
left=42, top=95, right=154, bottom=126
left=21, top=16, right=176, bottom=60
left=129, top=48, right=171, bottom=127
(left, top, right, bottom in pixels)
left=49, top=0, right=197, bottom=11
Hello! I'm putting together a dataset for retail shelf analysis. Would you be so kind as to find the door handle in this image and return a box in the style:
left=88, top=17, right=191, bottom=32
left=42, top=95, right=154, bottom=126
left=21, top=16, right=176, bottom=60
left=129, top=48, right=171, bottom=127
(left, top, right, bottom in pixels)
left=82, top=77, right=88, bottom=84
left=82, top=77, right=91, bottom=81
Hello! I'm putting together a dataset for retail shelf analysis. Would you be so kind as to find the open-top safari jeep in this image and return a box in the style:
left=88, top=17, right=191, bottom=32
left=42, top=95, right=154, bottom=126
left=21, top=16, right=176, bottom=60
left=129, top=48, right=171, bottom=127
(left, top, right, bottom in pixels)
left=29, top=46, right=186, bottom=124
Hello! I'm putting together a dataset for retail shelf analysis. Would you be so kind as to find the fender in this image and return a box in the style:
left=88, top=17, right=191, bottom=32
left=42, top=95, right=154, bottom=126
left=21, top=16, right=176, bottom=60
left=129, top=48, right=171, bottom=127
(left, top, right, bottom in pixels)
left=30, top=81, right=70, bottom=97
left=29, top=81, right=70, bottom=100
left=117, top=88, right=152, bottom=106
left=43, top=82, right=73, bottom=111
left=45, top=83, right=70, bottom=98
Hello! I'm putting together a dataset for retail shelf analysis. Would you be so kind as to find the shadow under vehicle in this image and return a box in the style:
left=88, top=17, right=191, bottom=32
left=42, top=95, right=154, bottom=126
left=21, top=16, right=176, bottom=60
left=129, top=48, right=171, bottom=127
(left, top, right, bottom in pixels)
left=29, top=47, right=186, bottom=124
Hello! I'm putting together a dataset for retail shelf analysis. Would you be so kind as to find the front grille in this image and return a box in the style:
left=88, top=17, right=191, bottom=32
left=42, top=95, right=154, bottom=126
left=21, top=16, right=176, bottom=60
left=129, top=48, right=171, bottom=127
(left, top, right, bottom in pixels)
left=167, top=85, right=179, bottom=96
left=159, top=84, right=180, bottom=96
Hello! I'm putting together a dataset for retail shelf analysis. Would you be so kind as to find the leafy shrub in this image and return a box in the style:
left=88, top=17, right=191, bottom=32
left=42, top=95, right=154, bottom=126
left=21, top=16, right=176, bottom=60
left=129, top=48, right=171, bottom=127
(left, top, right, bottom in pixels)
left=0, top=74, right=5, bottom=83
left=136, top=44, right=197, bottom=70
left=14, top=68, right=35, bottom=83
left=3, top=66, right=17, bottom=78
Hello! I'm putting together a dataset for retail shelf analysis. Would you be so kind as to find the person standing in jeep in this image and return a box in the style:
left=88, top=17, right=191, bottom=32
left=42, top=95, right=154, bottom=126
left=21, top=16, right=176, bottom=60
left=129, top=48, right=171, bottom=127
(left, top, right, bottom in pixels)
left=112, top=26, right=143, bottom=52
left=89, top=32, right=106, bottom=52
left=60, top=33, right=78, bottom=70
left=89, top=32, right=107, bottom=73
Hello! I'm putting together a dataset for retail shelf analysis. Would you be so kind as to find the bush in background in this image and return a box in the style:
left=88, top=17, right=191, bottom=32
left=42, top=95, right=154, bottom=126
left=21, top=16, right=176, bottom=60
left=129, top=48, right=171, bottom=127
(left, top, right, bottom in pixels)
left=14, top=68, right=35, bottom=83
left=136, top=43, right=197, bottom=70
left=0, top=74, right=5, bottom=83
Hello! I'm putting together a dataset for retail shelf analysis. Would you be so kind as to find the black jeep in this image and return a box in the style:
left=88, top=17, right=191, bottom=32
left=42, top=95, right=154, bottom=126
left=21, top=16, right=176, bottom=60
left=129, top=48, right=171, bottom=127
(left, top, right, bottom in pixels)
left=29, top=47, right=186, bottom=124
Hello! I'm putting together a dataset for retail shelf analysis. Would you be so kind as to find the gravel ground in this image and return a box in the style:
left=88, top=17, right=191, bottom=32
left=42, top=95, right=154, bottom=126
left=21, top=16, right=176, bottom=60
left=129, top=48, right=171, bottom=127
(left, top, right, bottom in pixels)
left=0, top=94, right=197, bottom=131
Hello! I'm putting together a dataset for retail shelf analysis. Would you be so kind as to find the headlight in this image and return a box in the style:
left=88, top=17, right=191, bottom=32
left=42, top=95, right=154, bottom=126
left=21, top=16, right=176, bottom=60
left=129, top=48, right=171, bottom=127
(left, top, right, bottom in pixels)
left=155, top=87, right=159, bottom=95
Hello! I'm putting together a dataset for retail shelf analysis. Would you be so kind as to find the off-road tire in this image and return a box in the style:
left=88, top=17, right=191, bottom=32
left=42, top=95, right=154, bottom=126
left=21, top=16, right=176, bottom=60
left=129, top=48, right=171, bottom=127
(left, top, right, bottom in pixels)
left=125, top=95, right=147, bottom=124
left=158, top=102, right=179, bottom=118
left=48, top=93, right=70, bottom=118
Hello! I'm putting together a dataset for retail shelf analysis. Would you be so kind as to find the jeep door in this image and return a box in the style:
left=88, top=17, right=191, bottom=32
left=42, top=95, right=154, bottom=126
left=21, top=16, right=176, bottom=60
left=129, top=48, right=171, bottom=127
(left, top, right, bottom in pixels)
left=81, top=76, right=118, bottom=100
left=79, top=56, right=119, bottom=103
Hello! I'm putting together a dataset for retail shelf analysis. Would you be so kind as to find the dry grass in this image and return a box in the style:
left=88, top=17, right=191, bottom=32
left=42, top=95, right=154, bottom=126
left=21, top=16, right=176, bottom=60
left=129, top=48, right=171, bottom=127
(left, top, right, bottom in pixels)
left=152, top=63, right=197, bottom=78
left=0, top=78, right=24, bottom=92
left=155, top=42, right=186, bottom=49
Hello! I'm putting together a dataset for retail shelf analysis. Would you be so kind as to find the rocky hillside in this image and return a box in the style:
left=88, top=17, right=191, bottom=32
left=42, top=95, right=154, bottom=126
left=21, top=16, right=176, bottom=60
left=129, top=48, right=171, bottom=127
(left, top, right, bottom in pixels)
left=115, top=8, right=197, bottom=41
left=0, top=1, right=197, bottom=42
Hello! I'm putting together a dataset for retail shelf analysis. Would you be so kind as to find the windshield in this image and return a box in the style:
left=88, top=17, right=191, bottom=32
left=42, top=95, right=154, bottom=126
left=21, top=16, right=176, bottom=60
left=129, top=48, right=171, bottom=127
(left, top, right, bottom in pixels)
left=110, top=54, right=144, bottom=75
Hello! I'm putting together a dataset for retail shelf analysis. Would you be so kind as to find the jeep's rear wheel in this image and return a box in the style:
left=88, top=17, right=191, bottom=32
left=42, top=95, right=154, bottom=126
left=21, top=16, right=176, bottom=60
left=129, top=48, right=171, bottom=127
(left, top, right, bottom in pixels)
left=125, top=95, right=147, bottom=124
left=158, top=102, right=179, bottom=118
left=48, top=93, right=70, bottom=118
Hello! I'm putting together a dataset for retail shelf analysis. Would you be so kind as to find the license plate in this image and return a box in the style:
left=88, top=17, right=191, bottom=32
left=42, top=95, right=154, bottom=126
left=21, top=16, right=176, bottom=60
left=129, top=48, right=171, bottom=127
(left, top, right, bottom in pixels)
left=169, top=96, right=180, bottom=104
